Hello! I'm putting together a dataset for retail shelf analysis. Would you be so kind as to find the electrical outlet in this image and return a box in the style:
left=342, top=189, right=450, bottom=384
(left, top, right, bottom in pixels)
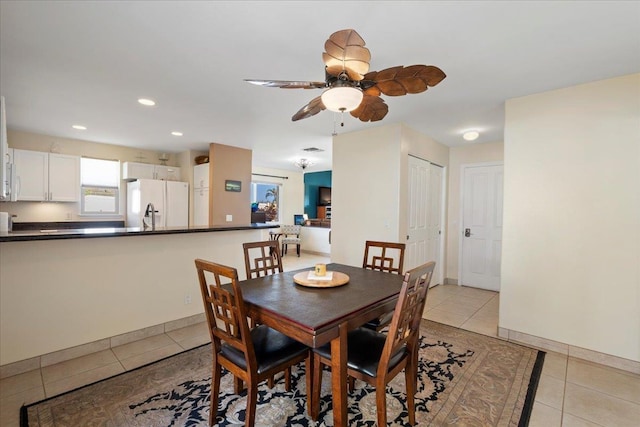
left=226, top=214, right=233, bottom=222
left=184, top=294, right=192, bottom=305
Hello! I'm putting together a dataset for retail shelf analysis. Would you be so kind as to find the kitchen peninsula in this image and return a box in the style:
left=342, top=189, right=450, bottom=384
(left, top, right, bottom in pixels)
left=0, top=224, right=275, bottom=371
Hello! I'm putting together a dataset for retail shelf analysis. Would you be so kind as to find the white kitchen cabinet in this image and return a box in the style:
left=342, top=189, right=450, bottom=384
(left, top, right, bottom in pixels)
left=122, top=162, right=154, bottom=180
left=122, top=162, right=181, bottom=181
left=13, top=149, right=80, bottom=202
left=193, top=163, right=209, bottom=189
left=192, top=163, right=209, bottom=226
left=154, top=165, right=180, bottom=181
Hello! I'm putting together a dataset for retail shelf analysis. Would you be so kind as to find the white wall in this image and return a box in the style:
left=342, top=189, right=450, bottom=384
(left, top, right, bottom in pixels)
left=332, top=123, right=449, bottom=268
left=501, top=73, right=640, bottom=362
left=332, top=124, right=403, bottom=267
left=446, top=141, right=504, bottom=280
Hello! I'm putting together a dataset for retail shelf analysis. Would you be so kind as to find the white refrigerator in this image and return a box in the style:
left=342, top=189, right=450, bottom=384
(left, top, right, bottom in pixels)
left=127, top=179, right=189, bottom=228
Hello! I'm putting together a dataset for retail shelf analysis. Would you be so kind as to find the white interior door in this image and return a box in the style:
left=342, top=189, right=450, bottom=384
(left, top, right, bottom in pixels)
left=406, top=156, right=429, bottom=271
left=460, top=163, right=504, bottom=291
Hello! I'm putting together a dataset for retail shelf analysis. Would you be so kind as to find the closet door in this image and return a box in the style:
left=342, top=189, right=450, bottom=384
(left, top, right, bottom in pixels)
left=406, top=155, right=444, bottom=285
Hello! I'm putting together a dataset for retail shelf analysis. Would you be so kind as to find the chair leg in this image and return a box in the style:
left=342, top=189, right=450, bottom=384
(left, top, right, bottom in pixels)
left=310, top=353, right=323, bottom=420
left=234, top=376, right=243, bottom=394
left=375, top=376, right=388, bottom=427
left=245, top=382, right=258, bottom=427
left=267, top=375, right=275, bottom=389
left=284, top=367, right=291, bottom=391
left=296, top=244, right=300, bottom=257
left=305, top=353, right=314, bottom=418
left=210, top=363, right=222, bottom=427
left=347, top=375, right=355, bottom=392
left=405, top=362, right=417, bottom=425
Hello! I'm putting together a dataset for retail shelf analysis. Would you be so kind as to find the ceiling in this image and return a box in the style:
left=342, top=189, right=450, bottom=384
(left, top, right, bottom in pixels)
left=1, top=1, right=639, bottom=172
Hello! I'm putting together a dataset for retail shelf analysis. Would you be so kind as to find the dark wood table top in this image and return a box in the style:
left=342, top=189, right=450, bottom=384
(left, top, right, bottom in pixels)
left=239, top=263, right=404, bottom=347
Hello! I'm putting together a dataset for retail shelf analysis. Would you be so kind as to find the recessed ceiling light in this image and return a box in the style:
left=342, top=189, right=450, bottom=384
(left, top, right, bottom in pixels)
left=138, top=98, right=156, bottom=106
left=171, top=131, right=183, bottom=136
left=72, top=125, right=87, bottom=130
left=463, top=131, right=479, bottom=141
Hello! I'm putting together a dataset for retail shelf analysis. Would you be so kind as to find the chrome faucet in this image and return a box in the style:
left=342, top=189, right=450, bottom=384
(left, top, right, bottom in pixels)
left=144, top=203, right=156, bottom=230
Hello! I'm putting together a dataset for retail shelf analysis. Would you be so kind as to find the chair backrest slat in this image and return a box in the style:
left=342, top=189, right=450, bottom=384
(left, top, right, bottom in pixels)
left=363, top=241, right=406, bottom=275
left=243, top=240, right=283, bottom=278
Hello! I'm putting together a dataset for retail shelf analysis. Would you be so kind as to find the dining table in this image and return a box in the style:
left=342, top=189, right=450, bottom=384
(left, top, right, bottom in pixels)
left=238, top=262, right=405, bottom=426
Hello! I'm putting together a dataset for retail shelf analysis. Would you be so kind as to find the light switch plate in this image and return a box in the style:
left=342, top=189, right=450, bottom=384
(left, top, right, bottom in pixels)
left=226, top=214, right=232, bottom=222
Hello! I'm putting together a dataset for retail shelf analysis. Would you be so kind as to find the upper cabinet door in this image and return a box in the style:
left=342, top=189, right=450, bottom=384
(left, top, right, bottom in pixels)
left=193, top=163, right=209, bottom=189
left=14, top=149, right=48, bottom=201
left=154, top=165, right=180, bottom=181
left=122, top=162, right=154, bottom=180
left=122, top=162, right=180, bottom=181
left=49, top=153, right=80, bottom=202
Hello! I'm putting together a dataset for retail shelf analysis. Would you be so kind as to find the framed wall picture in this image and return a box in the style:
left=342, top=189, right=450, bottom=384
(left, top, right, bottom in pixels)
left=225, top=180, right=241, bottom=192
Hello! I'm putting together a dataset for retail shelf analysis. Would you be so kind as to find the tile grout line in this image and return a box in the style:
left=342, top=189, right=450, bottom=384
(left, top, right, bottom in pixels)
left=559, top=352, right=569, bottom=426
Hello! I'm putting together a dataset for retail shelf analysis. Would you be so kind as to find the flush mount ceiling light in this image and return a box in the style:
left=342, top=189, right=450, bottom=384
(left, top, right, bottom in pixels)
left=171, top=131, right=183, bottom=136
left=294, top=158, right=313, bottom=170
left=72, top=125, right=87, bottom=130
left=320, top=86, right=364, bottom=113
left=138, top=98, right=156, bottom=106
left=463, top=131, right=480, bottom=141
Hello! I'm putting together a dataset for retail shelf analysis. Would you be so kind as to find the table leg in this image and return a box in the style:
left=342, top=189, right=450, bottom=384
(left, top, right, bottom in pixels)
left=331, top=322, right=348, bottom=427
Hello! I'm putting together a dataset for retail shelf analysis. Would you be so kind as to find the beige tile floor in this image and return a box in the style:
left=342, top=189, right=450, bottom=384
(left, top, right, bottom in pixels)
left=1, top=252, right=639, bottom=426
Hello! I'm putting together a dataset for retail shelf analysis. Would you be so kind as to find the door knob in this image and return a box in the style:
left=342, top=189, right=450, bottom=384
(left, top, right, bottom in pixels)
left=464, top=228, right=472, bottom=237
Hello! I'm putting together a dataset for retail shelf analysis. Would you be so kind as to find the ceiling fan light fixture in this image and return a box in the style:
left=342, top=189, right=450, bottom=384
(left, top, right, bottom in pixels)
left=321, top=87, right=363, bottom=112
left=294, top=158, right=313, bottom=170
left=463, top=131, right=480, bottom=141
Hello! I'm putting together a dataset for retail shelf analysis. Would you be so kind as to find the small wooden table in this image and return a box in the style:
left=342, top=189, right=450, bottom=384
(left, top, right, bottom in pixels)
left=239, top=263, right=404, bottom=426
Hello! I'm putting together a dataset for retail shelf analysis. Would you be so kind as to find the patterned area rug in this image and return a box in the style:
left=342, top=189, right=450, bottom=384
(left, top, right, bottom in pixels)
left=22, top=320, right=544, bottom=426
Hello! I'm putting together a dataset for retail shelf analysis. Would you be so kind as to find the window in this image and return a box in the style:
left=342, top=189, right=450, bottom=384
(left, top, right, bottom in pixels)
left=80, top=158, right=120, bottom=215
left=251, top=182, right=281, bottom=222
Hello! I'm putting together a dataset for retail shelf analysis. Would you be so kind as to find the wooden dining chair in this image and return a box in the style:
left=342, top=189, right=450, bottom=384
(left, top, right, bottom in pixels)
left=310, top=261, right=435, bottom=426
left=242, top=239, right=286, bottom=386
left=243, top=240, right=283, bottom=279
left=362, top=240, right=406, bottom=331
left=280, top=224, right=302, bottom=257
left=195, top=259, right=312, bottom=427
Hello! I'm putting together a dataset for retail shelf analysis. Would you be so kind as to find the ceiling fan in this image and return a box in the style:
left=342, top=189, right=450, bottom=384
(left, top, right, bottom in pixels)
left=245, top=29, right=446, bottom=123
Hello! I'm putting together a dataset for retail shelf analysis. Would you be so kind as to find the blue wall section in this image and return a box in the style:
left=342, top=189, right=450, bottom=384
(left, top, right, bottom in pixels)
left=304, top=171, right=332, bottom=218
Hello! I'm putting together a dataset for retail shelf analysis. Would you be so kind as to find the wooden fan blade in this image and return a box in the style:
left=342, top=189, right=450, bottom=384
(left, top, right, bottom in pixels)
left=245, top=79, right=326, bottom=89
left=292, top=96, right=326, bottom=121
left=322, top=29, right=371, bottom=81
left=350, top=95, right=388, bottom=122
left=364, top=65, right=446, bottom=96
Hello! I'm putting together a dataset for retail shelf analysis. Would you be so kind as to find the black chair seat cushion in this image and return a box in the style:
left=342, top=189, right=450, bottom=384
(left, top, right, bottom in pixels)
left=221, top=325, right=308, bottom=375
left=314, top=327, right=407, bottom=378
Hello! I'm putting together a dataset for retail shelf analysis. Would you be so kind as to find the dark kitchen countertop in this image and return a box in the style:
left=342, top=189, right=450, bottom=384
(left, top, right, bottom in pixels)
left=0, top=223, right=278, bottom=242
